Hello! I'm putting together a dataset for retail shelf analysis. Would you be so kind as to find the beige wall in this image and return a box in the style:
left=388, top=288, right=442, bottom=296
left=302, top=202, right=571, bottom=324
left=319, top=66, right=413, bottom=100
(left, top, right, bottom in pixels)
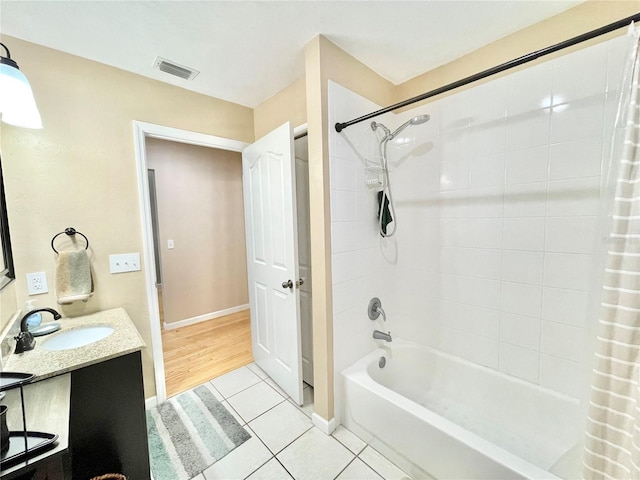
left=0, top=282, right=18, bottom=330
left=146, top=138, right=248, bottom=325
left=0, top=36, right=253, bottom=398
left=254, top=77, right=307, bottom=140
left=304, top=35, right=395, bottom=422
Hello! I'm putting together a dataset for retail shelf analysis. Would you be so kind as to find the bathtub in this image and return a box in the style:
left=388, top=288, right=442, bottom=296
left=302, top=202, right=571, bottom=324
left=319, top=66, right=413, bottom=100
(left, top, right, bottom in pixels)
left=340, top=339, right=583, bottom=479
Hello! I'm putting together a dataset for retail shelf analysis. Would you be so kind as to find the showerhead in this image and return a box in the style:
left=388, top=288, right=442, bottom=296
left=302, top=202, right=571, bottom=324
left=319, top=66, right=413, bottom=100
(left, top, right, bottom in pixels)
left=389, top=114, right=430, bottom=139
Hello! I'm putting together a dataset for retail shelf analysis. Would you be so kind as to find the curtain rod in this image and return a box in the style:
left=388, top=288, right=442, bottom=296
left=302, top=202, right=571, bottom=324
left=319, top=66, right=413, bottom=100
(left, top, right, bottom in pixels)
left=335, top=12, right=640, bottom=133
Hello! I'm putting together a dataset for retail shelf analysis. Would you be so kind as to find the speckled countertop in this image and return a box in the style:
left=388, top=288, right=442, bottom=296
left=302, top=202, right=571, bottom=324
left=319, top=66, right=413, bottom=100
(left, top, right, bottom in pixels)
left=3, top=307, right=145, bottom=381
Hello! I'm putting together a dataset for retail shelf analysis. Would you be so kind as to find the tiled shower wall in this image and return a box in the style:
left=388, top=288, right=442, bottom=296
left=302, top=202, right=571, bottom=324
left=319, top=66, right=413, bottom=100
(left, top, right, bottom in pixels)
left=329, top=33, right=629, bottom=405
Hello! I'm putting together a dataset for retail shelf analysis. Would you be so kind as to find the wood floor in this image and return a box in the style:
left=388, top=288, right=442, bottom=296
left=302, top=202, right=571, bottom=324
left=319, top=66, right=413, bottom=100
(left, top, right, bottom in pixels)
left=160, top=293, right=253, bottom=397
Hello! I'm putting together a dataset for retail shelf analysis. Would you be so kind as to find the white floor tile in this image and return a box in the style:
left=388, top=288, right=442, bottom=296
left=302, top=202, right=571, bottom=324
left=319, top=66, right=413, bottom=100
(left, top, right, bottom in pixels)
left=359, top=446, right=412, bottom=480
left=245, top=458, right=293, bottom=480
left=210, top=367, right=261, bottom=398
left=332, top=425, right=366, bottom=455
left=337, top=458, right=384, bottom=480
left=249, top=400, right=313, bottom=454
left=202, top=427, right=272, bottom=480
left=246, top=362, right=269, bottom=379
left=289, top=385, right=314, bottom=416
left=227, top=381, right=285, bottom=422
left=221, top=400, right=245, bottom=426
left=264, top=377, right=288, bottom=398
left=277, top=427, right=354, bottom=480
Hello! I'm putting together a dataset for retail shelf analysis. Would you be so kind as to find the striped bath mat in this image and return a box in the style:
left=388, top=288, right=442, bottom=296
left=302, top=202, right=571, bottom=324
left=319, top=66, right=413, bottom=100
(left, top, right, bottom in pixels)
left=146, top=383, right=251, bottom=480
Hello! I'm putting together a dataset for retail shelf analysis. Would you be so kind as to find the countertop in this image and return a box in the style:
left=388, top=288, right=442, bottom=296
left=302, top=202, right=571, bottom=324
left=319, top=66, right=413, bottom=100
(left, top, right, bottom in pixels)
left=3, top=308, right=145, bottom=381
left=1, top=374, right=71, bottom=479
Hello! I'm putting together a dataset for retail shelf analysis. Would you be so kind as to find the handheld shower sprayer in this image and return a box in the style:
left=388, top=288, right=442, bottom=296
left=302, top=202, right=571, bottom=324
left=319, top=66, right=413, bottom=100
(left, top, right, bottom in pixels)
left=369, top=113, right=430, bottom=237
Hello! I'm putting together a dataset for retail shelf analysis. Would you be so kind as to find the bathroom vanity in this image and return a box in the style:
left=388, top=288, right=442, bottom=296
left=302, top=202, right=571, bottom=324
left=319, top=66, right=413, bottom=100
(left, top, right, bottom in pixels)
left=1, top=308, right=149, bottom=479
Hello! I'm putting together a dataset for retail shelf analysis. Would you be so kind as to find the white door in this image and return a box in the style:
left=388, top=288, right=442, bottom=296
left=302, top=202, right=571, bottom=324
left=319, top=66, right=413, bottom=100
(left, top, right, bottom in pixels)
left=294, top=135, right=313, bottom=386
left=242, top=122, right=303, bottom=405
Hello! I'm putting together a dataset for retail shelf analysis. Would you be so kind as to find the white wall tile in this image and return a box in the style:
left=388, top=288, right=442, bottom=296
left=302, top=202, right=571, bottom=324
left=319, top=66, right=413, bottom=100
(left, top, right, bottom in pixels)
left=548, top=137, right=603, bottom=180
left=539, top=354, right=584, bottom=399
left=502, top=217, right=546, bottom=251
left=504, top=182, right=547, bottom=218
left=506, top=108, right=551, bottom=150
left=543, top=253, right=593, bottom=291
left=469, top=152, right=506, bottom=188
left=500, top=312, right=541, bottom=351
left=501, top=281, right=542, bottom=318
left=552, top=42, right=607, bottom=105
left=467, top=186, right=504, bottom=218
left=542, top=287, right=588, bottom=327
left=501, top=250, right=544, bottom=285
left=331, top=154, right=357, bottom=192
left=331, top=189, right=357, bottom=222
left=505, top=145, right=549, bottom=185
left=332, top=251, right=359, bottom=285
left=550, top=96, right=605, bottom=144
left=499, top=342, right=539, bottom=384
left=545, top=216, right=598, bottom=254
left=332, top=221, right=358, bottom=254
left=506, top=63, right=553, bottom=116
left=327, top=37, right=617, bottom=398
left=460, top=218, right=502, bottom=249
left=540, top=321, right=584, bottom=362
left=547, top=177, right=601, bottom=217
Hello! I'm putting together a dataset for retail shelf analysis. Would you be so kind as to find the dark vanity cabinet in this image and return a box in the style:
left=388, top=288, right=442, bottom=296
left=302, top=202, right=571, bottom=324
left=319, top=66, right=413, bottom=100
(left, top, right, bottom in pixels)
left=69, top=350, right=151, bottom=479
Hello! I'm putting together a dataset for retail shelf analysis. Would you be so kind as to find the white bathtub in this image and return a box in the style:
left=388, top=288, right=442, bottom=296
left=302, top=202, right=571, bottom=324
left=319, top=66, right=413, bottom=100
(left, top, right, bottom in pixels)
left=340, top=339, right=583, bottom=480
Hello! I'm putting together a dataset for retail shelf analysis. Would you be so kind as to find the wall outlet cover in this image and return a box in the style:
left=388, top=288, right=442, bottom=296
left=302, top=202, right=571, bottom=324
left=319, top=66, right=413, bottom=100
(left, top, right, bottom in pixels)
left=26, top=272, right=49, bottom=295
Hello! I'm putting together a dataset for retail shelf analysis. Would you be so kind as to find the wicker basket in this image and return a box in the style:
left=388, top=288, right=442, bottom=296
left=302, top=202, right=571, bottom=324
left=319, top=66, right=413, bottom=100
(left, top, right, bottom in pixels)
left=90, top=475, right=127, bottom=480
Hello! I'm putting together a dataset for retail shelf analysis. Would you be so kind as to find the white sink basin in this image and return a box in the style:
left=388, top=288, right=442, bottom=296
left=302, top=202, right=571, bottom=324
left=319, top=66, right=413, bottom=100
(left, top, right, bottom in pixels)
left=41, top=325, right=115, bottom=351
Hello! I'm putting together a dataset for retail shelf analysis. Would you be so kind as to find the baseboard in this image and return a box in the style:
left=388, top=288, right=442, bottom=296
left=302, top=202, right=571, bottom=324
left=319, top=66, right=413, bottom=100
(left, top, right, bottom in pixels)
left=145, top=396, right=158, bottom=410
left=312, top=413, right=336, bottom=435
left=163, top=304, right=249, bottom=330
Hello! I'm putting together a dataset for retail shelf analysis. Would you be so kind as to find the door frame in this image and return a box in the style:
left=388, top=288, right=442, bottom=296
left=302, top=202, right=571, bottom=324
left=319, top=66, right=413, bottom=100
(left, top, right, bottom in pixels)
left=134, top=121, right=308, bottom=406
left=133, top=121, right=248, bottom=405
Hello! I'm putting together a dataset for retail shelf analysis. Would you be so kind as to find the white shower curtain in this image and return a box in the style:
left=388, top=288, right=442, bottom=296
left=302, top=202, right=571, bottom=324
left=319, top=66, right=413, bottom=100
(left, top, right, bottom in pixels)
left=583, top=26, right=640, bottom=480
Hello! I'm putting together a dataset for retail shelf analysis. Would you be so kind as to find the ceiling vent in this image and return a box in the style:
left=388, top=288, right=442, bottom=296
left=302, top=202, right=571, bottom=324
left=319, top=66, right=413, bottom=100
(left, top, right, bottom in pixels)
left=153, top=57, right=199, bottom=80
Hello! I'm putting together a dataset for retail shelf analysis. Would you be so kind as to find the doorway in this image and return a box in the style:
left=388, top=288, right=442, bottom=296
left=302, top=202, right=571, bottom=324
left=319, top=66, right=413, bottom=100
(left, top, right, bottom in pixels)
left=146, top=137, right=253, bottom=397
left=134, top=122, right=312, bottom=405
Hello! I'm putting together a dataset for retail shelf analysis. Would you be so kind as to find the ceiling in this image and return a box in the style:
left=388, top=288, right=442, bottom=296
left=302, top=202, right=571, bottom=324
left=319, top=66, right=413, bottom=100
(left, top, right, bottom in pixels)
left=0, top=1, right=584, bottom=108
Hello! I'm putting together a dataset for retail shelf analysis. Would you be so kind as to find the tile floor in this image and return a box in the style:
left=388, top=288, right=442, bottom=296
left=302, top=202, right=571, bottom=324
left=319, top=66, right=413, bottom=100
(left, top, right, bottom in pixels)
left=183, top=362, right=412, bottom=480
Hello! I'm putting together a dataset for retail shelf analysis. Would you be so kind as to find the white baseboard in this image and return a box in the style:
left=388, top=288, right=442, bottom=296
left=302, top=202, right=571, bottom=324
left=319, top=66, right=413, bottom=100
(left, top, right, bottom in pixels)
left=163, top=304, right=249, bottom=330
left=145, top=396, right=158, bottom=410
left=312, top=413, right=336, bottom=435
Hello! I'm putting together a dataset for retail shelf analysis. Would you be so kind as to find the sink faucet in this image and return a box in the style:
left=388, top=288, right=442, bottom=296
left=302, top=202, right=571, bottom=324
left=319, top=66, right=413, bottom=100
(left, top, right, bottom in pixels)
left=14, top=308, right=61, bottom=354
left=373, top=330, right=392, bottom=342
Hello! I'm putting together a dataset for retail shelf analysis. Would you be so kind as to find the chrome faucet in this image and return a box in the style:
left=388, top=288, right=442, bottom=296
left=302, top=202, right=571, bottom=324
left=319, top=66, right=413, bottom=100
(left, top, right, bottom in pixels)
left=373, top=330, right=392, bottom=342
left=14, top=308, right=61, bottom=354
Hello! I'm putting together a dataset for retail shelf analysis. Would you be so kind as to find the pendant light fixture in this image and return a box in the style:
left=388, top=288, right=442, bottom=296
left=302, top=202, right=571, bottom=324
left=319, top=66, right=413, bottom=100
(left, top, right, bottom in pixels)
left=0, top=42, right=42, bottom=129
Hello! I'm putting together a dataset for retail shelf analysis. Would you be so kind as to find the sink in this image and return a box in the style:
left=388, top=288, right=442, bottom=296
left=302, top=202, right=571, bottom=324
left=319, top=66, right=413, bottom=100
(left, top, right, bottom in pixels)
left=41, top=325, right=115, bottom=351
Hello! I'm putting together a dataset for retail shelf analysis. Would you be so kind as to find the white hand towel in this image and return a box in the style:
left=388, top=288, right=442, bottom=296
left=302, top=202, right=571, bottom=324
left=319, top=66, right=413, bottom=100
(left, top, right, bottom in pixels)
left=55, top=250, right=93, bottom=304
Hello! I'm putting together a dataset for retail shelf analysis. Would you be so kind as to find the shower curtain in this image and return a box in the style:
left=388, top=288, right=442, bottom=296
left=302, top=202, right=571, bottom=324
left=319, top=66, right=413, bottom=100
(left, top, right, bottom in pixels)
left=583, top=26, right=640, bottom=480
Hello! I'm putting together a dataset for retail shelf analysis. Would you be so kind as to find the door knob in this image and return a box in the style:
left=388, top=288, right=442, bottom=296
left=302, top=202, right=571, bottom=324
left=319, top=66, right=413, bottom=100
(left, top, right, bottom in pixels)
left=282, top=279, right=293, bottom=289
left=296, top=278, right=304, bottom=288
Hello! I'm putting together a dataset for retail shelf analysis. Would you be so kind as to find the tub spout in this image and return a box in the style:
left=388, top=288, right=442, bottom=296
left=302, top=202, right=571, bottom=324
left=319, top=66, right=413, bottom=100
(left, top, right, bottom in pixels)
left=373, top=330, right=392, bottom=342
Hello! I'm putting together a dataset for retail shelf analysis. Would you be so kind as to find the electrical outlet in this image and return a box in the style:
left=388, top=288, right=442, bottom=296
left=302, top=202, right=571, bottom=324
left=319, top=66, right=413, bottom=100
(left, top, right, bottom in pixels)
left=167, top=239, right=174, bottom=249
left=26, top=272, right=48, bottom=295
left=109, top=253, right=141, bottom=274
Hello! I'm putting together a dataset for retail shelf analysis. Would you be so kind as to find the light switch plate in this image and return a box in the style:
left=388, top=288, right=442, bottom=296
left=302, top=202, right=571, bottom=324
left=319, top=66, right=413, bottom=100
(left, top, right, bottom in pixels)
left=26, top=272, right=48, bottom=295
left=109, top=253, right=141, bottom=274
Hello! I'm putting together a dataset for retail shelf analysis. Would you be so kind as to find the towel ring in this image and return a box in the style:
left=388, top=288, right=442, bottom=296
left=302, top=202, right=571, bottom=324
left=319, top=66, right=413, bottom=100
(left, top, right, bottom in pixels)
left=51, top=227, right=89, bottom=254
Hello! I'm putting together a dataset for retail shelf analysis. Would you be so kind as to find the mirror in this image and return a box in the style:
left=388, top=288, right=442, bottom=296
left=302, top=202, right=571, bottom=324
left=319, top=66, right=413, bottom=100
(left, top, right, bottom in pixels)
left=0, top=153, right=15, bottom=290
